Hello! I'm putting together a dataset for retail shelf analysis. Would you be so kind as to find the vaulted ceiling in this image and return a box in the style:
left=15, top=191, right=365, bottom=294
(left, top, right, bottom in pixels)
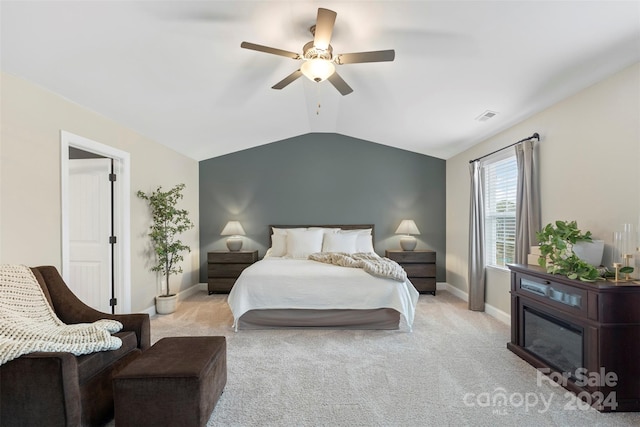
left=2, top=1, right=639, bottom=161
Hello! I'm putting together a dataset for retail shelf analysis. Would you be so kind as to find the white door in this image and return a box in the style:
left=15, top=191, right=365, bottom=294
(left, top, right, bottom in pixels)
left=68, top=158, right=112, bottom=313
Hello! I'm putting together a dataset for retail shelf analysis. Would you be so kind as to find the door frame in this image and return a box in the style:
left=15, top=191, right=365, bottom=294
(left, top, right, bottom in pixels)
left=61, top=130, right=131, bottom=313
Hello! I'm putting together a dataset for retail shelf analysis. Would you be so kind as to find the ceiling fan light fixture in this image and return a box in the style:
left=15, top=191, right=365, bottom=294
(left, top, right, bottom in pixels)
left=241, top=7, right=394, bottom=95
left=301, top=58, right=335, bottom=82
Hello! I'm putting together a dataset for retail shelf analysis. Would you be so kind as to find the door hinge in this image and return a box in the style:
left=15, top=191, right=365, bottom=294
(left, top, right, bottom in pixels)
left=109, top=173, right=117, bottom=182
left=110, top=298, right=118, bottom=307
left=109, top=236, right=117, bottom=244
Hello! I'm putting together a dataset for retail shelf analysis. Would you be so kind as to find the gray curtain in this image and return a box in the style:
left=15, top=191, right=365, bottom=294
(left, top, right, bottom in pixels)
left=515, top=139, right=541, bottom=264
left=468, top=160, right=486, bottom=311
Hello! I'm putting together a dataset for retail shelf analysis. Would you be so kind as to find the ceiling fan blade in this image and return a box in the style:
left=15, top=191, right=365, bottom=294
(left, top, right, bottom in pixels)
left=327, top=72, right=353, bottom=96
left=241, top=42, right=300, bottom=59
left=336, top=50, right=396, bottom=64
left=272, top=70, right=303, bottom=90
left=313, top=8, right=337, bottom=50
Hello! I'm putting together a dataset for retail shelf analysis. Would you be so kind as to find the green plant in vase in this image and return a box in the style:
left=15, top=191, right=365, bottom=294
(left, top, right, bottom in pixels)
left=536, top=220, right=601, bottom=282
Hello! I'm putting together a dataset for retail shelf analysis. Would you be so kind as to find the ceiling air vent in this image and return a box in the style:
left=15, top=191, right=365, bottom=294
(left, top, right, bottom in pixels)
left=475, top=110, right=498, bottom=122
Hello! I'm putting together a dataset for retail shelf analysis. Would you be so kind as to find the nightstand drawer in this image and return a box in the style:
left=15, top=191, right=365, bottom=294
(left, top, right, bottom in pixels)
left=208, top=263, right=253, bottom=277
left=402, top=263, right=436, bottom=278
left=386, top=250, right=436, bottom=264
left=208, top=251, right=258, bottom=263
left=207, top=250, right=258, bottom=294
left=208, top=278, right=236, bottom=293
left=386, top=249, right=437, bottom=295
left=411, top=278, right=436, bottom=293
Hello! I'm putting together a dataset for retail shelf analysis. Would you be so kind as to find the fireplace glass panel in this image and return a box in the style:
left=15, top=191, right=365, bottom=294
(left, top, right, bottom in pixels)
left=523, top=306, right=583, bottom=376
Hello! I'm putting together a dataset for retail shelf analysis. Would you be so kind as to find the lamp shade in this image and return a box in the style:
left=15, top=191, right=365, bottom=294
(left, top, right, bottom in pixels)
left=395, top=220, right=420, bottom=235
left=221, top=221, right=245, bottom=236
left=300, top=58, right=335, bottom=82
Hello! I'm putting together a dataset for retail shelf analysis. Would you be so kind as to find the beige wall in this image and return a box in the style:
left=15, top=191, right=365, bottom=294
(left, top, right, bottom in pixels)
left=0, top=72, right=200, bottom=313
left=446, top=62, right=640, bottom=314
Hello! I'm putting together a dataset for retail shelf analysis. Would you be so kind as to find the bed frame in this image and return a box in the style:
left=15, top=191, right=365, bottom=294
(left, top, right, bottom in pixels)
left=236, top=224, right=401, bottom=330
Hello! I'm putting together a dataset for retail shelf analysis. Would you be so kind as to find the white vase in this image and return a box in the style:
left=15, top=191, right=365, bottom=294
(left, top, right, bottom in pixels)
left=573, top=240, right=604, bottom=266
left=155, top=294, right=178, bottom=315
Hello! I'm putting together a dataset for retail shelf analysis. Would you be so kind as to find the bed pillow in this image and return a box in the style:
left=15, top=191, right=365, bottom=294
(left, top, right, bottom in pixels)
left=285, top=228, right=324, bottom=258
left=272, top=227, right=306, bottom=235
left=308, top=227, right=341, bottom=234
left=322, top=232, right=358, bottom=253
left=336, top=229, right=374, bottom=253
left=267, top=233, right=287, bottom=257
left=355, top=233, right=375, bottom=253
left=338, top=228, right=372, bottom=236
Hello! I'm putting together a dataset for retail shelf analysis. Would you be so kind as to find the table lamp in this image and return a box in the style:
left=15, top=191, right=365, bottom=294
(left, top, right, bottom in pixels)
left=221, top=221, right=246, bottom=251
left=395, top=219, right=420, bottom=251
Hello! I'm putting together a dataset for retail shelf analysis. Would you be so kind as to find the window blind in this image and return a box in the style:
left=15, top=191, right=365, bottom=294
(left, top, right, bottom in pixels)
left=484, top=154, right=517, bottom=268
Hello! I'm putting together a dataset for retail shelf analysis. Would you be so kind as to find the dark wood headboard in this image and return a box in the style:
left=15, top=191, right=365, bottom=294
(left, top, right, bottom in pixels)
left=269, top=224, right=375, bottom=240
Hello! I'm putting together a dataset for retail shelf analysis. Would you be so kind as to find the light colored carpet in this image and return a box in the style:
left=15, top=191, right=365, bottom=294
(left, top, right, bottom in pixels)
left=121, top=291, right=640, bottom=426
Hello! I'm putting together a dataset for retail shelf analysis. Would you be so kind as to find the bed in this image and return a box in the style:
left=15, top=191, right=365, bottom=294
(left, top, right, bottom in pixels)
left=227, top=224, right=419, bottom=331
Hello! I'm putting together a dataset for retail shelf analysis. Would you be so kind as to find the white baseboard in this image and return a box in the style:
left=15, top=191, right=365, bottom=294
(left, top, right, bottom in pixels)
left=140, top=305, right=155, bottom=317
left=484, top=302, right=511, bottom=325
left=439, top=282, right=510, bottom=325
left=442, top=282, right=468, bottom=301
left=141, top=283, right=207, bottom=316
left=179, top=282, right=207, bottom=299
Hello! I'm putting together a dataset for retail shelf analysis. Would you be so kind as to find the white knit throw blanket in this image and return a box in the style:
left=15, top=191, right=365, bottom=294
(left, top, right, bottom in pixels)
left=0, top=264, right=123, bottom=366
left=308, top=252, right=408, bottom=282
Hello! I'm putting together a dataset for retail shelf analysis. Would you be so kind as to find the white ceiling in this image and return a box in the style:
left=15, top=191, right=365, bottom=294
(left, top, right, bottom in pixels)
left=2, top=1, right=639, bottom=161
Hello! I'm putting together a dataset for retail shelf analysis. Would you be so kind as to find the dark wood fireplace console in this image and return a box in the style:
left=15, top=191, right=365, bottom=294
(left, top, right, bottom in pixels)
left=507, top=264, right=640, bottom=412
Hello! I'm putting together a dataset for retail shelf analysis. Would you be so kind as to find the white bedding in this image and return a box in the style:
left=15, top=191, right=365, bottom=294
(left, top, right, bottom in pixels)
left=227, top=257, right=420, bottom=331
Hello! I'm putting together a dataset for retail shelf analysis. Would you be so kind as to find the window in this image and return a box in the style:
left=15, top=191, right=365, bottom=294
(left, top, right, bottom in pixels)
left=484, top=153, right=517, bottom=268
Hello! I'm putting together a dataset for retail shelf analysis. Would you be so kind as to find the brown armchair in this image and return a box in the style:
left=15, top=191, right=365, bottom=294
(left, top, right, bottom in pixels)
left=0, top=266, right=150, bottom=427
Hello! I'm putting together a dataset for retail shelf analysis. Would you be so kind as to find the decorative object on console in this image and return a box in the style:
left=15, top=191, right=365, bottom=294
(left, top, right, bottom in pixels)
left=221, top=221, right=246, bottom=251
left=612, top=223, right=636, bottom=281
left=536, top=220, right=600, bottom=282
left=572, top=239, right=604, bottom=267
left=637, top=219, right=640, bottom=283
left=395, top=219, right=420, bottom=251
left=137, top=183, right=194, bottom=314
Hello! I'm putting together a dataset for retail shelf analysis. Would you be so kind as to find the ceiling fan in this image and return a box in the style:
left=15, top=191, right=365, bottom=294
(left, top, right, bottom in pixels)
left=240, top=8, right=395, bottom=96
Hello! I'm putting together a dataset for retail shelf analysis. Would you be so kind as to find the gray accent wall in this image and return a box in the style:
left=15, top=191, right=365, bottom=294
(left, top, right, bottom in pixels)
left=199, top=133, right=446, bottom=282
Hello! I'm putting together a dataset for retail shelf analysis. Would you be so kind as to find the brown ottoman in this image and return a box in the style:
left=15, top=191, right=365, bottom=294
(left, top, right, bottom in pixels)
left=112, top=336, right=226, bottom=427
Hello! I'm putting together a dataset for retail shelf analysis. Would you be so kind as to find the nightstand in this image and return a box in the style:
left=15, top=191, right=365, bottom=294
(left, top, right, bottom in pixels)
left=385, top=250, right=437, bottom=295
left=207, top=250, right=258, bottom=294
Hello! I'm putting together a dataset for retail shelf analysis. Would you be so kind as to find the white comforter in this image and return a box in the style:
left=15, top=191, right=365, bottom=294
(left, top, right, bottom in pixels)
left=227, top=257, right=419, bottom=330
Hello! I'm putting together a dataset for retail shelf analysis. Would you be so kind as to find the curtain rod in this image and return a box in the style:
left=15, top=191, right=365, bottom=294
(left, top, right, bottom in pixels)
left=468, top=133, right=540, bottom=164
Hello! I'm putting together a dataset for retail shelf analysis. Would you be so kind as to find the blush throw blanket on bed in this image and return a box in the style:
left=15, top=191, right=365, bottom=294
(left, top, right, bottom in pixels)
left=0, top=264, right=123, bottom=366
left=308, top=252, right=408, bottom=282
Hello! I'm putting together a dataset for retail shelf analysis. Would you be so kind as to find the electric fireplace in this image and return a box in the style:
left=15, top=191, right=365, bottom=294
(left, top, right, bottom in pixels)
left=523, top=306, right=583, bottom=377
left=507, top=264, right=640, bottom=412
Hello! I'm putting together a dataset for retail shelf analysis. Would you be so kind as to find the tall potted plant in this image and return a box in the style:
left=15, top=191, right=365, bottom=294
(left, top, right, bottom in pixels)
left=137, top=183, right=194, bottom=314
